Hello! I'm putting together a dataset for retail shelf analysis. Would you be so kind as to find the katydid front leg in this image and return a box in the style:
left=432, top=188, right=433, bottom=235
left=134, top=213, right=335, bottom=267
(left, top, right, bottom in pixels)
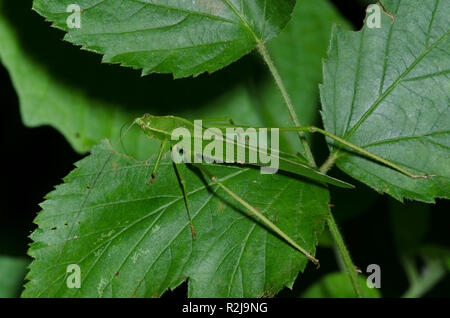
left=192, top=162, right=320, bottom=266
left=147, top=139, right=168, bottom=184
left=147, top=140, right=197, bottom=240
left=172, top=158, right=197, bottom=240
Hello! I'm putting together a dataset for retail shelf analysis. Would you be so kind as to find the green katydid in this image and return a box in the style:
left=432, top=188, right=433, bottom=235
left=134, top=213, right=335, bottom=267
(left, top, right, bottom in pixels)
left=132, top=114, right=429, bottom=266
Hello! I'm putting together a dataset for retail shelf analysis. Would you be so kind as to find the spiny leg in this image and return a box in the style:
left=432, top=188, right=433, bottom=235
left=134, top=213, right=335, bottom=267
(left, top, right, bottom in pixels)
left=148, top=139, right=168, bottom=184
left=192, top=163, right=319, bottom=266
left=172, top=159, right=196, bottom=240
left=295, top=127, right=434, bottom=179
left=265, top=125, right=433, bottom=178
left=207, top=123, right=433, bottom=179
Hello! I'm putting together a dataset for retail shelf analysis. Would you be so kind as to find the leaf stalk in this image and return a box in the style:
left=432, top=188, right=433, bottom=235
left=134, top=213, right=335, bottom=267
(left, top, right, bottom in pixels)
left=257, top=42, right=317, bottom=168
left=326, top=211, right=363, bottom=298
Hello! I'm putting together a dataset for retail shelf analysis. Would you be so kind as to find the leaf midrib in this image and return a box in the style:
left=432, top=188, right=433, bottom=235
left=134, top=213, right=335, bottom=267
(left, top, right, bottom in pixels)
left=222, top=0, right=263, bottom=44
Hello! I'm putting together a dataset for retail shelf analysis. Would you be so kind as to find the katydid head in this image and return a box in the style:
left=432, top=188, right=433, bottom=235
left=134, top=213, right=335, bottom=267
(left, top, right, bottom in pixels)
left=135, top=114, right=177, bottom=141
left=135, top=113, right=154, bottom=131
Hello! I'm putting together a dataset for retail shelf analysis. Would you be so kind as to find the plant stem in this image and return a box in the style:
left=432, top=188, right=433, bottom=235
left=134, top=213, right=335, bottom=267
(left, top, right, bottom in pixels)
left=318, top=137, right=362, bottom=297
left=320, top=151, right=339, bottom=174
left=327, top=211, right=363, bottom=298
left=258, top=42, right=363, bottom=296
left=402, top=255, right=447, bottom=298
left=257, top=42, right=317, bottom=167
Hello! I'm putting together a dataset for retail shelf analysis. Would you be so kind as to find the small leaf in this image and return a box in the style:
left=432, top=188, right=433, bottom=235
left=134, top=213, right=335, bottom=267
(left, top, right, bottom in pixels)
left=23, top=141, right=330, bottom=297
left=0, top=256, right=28, bottom=298
left=33, top=0, right=295, bottom=78
left=320, top=0, right=450, bottom=202
left=301, top=272, right=380, bottom=298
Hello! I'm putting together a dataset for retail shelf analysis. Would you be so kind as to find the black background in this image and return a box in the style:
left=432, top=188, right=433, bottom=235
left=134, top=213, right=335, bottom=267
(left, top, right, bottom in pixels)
left=1, top=0, right=449, bottom=298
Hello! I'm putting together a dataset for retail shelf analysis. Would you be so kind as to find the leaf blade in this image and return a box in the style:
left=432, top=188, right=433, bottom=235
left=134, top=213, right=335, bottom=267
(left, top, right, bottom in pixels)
left=0, top=0, right=346, bottom=159
left=320, top=0, right=450, bottom=202
left=32, top=0, right=295, bottom=78
left=23, top=141, right=330, bottom=298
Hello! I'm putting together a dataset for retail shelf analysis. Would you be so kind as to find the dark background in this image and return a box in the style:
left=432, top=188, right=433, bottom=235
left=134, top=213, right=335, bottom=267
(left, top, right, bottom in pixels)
left=1, top=0, right=449, bottom=298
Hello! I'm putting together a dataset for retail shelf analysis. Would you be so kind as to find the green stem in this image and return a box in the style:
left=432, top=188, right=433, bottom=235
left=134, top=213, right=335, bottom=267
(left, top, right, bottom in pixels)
left=401, top=256, right=420, bottom=285
left=402, top=255, right=447, bottom=298
left=327, top=211, right=363, bottom=298
left=257, top=42, right=363, bottom=297
left=257, top=42, right=317, bottom=167
left=320, top=151, right=339, bottom=174
left=319, top=138, right=362, bottom=297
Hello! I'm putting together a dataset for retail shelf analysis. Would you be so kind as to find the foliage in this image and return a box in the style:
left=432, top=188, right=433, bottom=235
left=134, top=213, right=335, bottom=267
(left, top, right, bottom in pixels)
left=0, top=0, right=448, bottom=298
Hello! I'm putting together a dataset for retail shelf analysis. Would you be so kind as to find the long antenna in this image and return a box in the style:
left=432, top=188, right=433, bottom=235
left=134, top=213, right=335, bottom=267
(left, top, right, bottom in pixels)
left=119, top=118, right=138, bottom=156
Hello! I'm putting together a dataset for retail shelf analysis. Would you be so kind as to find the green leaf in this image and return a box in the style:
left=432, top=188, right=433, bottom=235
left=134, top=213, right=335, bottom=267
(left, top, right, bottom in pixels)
left=1, top=0, right=339, bottom=157
left=23, top=141, right=330, bottom=298
left=301, top=272, right=380, bottom=298
left=320, top=0, right=450, bottom=202
left=32, top=0, right=295, bottom=78
left=0, top=0, right=262, bottom=155
left=0, top=256, right=28, bottom=298
left=317, top=228, right=333, bottom=248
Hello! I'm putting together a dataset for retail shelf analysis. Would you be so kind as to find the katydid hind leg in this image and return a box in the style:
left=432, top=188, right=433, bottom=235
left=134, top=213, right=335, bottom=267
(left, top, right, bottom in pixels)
left=192, top=163, right=319, bottom=266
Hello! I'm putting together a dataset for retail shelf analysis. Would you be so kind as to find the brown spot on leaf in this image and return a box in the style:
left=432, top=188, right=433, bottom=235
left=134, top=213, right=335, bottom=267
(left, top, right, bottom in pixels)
left=314, top=218, right=323, bottom=224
